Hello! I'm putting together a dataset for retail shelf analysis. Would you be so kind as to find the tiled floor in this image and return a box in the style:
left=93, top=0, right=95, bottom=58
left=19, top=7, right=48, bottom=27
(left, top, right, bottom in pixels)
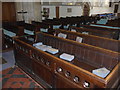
left=1, top=49, right=43, bottom=89
left=1, top=66, right=43, bottom=89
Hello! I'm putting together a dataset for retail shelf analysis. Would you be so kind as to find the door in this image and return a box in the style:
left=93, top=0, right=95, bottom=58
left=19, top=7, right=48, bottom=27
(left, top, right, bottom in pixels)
left=2, top=2, right=16, bottom=22
left=56, top=6, right=59, bottom=19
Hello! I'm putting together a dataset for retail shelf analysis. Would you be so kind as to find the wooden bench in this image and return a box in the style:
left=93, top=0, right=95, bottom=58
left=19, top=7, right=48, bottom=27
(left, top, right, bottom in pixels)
left=79, top=24, right=120, bottom=40
left=16, top=22, right=39, bottom=36
left=53, top=29, right=120, bottom=52
left=70, top=26, right=117, bottom=39
left=2, top=21, right=24, bottom=48
left=106, top=18, right=120, bottom=27
left=14, top=32, right=120, bottom=88
left=32, top=21, right=61, bottom=34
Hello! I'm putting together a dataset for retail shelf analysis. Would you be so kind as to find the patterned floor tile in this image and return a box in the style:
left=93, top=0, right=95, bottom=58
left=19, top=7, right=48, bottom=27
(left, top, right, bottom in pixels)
left=1, top=67, right=43, bottom=89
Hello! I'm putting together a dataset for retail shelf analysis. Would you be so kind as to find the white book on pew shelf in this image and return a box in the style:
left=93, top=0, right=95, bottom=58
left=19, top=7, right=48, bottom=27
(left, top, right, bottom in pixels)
left=60, top=53, right=74, bottom=61
left=27, top=38, right=34, bottom=42
left=47, top=48, right=59, bottom=54
left=92, top=67, right=110, bottom=78
left=76, top=37, right=83, bottom=43
left=33, top=42, right=43, bottom=46
left=24, top=29, right=34, bottom=35
left=71, top=29, right=76, bottom=32
left=82, top=32, right=89, bottom=35
left=58, top=33, right=67, bottom=39
left=35, top=45, right=52, bottom=51
left=40, top=28, right=48, bottom=32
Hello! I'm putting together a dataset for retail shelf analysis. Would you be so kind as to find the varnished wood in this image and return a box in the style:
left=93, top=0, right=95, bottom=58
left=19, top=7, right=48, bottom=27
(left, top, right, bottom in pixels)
left=54, top=29, right=120, bottom=52
left=70, top=26, right=118, bottom=39
left=14, top=32, right=120, bottom=88
left=79, top=24, right=120, bottom=39
left=56, top=6, right=59, bottom=19
left=2, top=2, right=16, bottom=22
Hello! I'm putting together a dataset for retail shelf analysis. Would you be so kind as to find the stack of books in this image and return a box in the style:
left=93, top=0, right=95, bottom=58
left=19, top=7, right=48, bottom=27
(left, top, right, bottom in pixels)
left=33, top=42, right=59, bottom=54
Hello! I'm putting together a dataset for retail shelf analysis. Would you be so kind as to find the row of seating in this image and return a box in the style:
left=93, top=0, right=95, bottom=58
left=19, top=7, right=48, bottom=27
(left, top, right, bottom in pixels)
left=78, top=24, right=120, bottom=40
left=106, top=18, right=120, bottom=27
left=53, top=29, right=119, bottom=52
left=2, top=18, right=119, bottom=88
left=2, top=16, right=119, bottom=50
left=42, top=16, right=99, bottom=29
left=14, top=31, right=120, bottom=88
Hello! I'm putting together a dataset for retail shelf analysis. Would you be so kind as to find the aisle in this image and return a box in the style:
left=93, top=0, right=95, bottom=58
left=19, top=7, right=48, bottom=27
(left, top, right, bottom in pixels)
left=1, top=66, right=43, bottom=89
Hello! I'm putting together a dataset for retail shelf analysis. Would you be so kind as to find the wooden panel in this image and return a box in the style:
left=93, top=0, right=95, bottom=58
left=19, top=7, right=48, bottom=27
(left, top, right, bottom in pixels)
left=56, top=6, right=59, bottom=19
left=114, top=4, right=118, bottom=13
left=55, top=74, right=82, bottom=88
left=54, top=29, right=119, bottom=52
left=32, top=60, right=54, bottom=86
left=2, top=2, right=16, bottom=22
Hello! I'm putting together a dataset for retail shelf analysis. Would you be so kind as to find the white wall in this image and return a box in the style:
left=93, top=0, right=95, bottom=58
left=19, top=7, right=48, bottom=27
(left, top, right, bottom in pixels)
left=118, top=3, right=120, bottom=13
left=42, top=6, right=56, bottom=19
left=59, top=6, right=83, bottom=17
left=15, top=2, right=23, bottom=21
left=15, top=2, right=120, bottom=22
left=33, top=2, right=42, bottom=21
left=41, top=5, right=114, bottom=19
left=41, top=5, right=83, bottom=19
left=90, top=7, right=113, bottom=15
left=15, top=2, right=42, bottom=23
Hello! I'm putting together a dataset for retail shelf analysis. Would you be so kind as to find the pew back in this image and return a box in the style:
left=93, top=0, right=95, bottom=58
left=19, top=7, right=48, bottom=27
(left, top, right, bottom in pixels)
left=70, top=26, right=116, bottom=39
left=36, top=32, right=119, bottom=70
left=80, top=24, right=120, bottom=39
left=54, top=29, right=119, bottom=52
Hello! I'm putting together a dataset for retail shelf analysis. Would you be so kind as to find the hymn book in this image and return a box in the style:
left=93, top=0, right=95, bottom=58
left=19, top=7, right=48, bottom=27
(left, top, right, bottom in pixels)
left=60, top=53, right=74, bottom=61
left=92, top=67, right=110, bottom=78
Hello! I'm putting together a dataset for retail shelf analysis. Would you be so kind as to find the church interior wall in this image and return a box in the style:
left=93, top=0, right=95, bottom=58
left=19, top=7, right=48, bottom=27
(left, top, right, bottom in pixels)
left=15, top=2, right=120, bottom=22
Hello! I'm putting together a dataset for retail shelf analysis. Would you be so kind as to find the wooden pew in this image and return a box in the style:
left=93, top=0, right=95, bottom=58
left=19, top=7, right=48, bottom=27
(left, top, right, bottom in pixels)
left=2, top=21, right=24, bottom=48
left=16, top=22, right=40, bottom=36
left=2, top=21, right=24, bottom=36
left=11, top=21, right=40, bottom=36
left=42, top=19, right=62, bottom=30
left=70, top=26, right=117, bottom=39
left=53, top=29, right=120, bottom=52
left=14, top=32, right=120, bottom=88
left=79, top=24, right=120, bottom=40
left=32, top=21, right=61, bottom=34
left=106, top=18, right=120, bottom=27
